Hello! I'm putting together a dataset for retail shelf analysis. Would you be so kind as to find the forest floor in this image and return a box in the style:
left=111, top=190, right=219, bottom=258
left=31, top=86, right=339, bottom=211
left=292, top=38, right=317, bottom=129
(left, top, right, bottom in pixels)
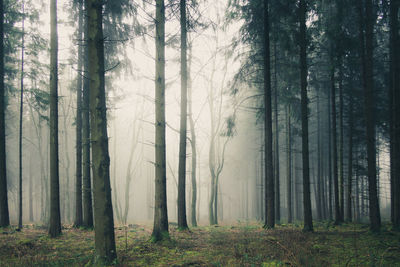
left=0, top=221, right=399, bottom=266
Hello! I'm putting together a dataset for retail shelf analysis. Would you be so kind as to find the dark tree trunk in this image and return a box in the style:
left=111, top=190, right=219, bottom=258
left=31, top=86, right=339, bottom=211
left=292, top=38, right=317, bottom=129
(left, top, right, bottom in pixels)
left=49, top=0, right=61, bottom=238
left=178, top=0, right=188, bottom=230
left=331, top=61, right=341, bottom=225
left=273, top=41, right=280, bottom=223
left=152, top=0, right=169, bottom=242
left=86, top=0, right=117, bottom=262
left=74, top=0, right=83, bottom=228
left=82, top=6, right=93, bottom=228
left=338, top=63, right=344, bottom=221
left=316, top=88, right=322, bottom=221
left=346, top=87, right=354, bottom=222
left=263, top=0, right=274, bottom=229
left=328, top=82, right=333, bottom=221
left=286, top=105, right=292, bottom=223
left=188, top=45, right=197, bottom=227
left=0, top=0, right=9, bottom=228
left=362, top=0, right=381, bottom=232
left=390, top=0, right=400, bottom=230
left=299, top=0, right=313, bottom=232
left=18, top=0, right=25, bottom=230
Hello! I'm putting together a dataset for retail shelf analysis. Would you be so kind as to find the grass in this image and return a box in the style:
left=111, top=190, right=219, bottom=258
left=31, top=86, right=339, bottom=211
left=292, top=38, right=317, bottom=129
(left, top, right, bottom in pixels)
left=0, top=222, right=399, bottom=266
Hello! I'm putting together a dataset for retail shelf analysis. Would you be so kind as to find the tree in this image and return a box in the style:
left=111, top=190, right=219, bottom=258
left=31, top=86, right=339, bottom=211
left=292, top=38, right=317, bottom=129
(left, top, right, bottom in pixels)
left=74, top=0, right=83, bottom=228
left=360, top=0, right=381, bottom=232
left=299, top=0, right=313, bottom=232
left=48, top=0, right=61, bottom=238
left=263, top=0, right=274, bottom=229
left=86, top=0, right=117, bottom=262
left=152, top=0, right=169, bottom=242
left=0, top=0, right=9, bottom=228
left=177, top=0, right=189, bottom=230
left=82, top=4, right=93, bottom=228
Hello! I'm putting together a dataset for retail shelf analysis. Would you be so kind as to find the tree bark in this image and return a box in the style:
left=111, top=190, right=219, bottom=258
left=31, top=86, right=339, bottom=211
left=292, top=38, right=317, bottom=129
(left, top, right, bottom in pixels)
left=86, top=0, right=117, bottom=262
left=286, top=105, right=292, bottom=223
left=177, top=0, right=188, bottom=230
left=273, top=41, right=280, bottom=223
left=82, top=5, right=93, bottom=228
left=263, top=0, right=274, bottom=229
left=152, top=0, right=169, bottom=242
left=299, top=0, right=313, bottom=232
left=0, top=0, right=9, bottom=228
left=346, top=87, right=354, bottom=221
left=362, top=0, right=381, bottom=232
left=49, top=0, right=61, bottom=238
left=74, top=0, right=83, bottom=227
left=18, top=0, right=25, bottom=230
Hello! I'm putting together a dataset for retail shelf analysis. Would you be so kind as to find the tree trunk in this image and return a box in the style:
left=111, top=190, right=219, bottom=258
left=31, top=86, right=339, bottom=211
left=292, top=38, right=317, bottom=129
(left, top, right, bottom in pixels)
left=74, top=0, right=83, bottom=228
left=286, top=105, right=292, bottom=223
left=390, top=0, right=400, bottom=230
left=177, top=0, right=188, bottom=230
left=362, top=0, right=381, bottom=232
left=331, top=60, right=341, bottom=225
left=299, top=0, right=313, bottom=232
left=346, top=86, right=354, bottom=222
left=263, top=0, right=274, bottom=229
left=49, top=0, right=61, bottom=238
left=316, top=88, right=322, bottom=221
left=152, top=0, right=169, bottom=242
left=188, top=44, right=197, bottom=227
left=0, top=0, right=9, bottom=228
left=18, top=0, right=25, bottom=230
left=273, top=41, right=280, bottom=223
left=338, top=63, right=344, bottom=221
left=327, top=83, right=333, bottom=221
left=82, top=5, right=93, bottom=228
left=86, top=0, right=117, bottom=262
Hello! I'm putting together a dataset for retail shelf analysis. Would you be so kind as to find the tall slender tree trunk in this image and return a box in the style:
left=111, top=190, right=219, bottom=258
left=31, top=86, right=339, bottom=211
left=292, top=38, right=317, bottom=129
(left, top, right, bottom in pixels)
left=273, top=41, right=280, bottom=223
left=346, top=87, right=354, bottom=222
left=327, top=84, right=333, bottom=221
left=18, top=0, right=25, bottom=230
left=363, top=0, right=381, bottom=232
left=390, top=0, right=400, bottom=230
left=49, top=0, right=61, bottom=238
left=331, top=60, right=341, bottom=225
left=29, top=153, right=33, bottom=222
left=263, top=0, right=274, bottom=229
left=188, top=44, right=197, bottom=227
left=299, top=0, right=313, bottom=232
left=74, top=0, right=83, bottom=227
left=316, top=88, right=322, bottom=221
left=338, top=63, right=344, bottom=221
left=82, top=6, right=93, bottom=228
left=286, top=105, right=292, bottom=223
left=86, top=0, right=117, bottom=262
left=0, top=0, right=9, bottom=228
left=152, top=0, right=169, bottom=242
left=177, top=0, right=188, bottom=230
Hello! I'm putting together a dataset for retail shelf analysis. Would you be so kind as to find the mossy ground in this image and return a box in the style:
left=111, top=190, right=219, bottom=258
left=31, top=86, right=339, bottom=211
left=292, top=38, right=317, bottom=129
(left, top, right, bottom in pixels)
left=0, top=221, right=399, bottom=266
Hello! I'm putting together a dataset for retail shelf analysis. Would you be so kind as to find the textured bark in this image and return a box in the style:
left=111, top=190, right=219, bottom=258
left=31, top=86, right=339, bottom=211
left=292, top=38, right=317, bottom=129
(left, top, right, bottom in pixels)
left=188, top=46, right=197, bottom=227
left=82, top=6, right=93, bottom=228
left=338, top=63, right=344, bottom=221
left=286, top=105, right=292, bottom=223
left=346, top=87, right=354, bottom=222
left=49, top=0, right=61, bottom=238
left=390, top=0, right=400, bottom=230
left=331, top=62, right=341, bottom=225
left=18, top=0, right=25, bottom=230
left=299, top=0, right=313, bottom=232
left=0, top=0, right=9, bottom=228
left=86, top=0, right=117, bottom=262
left=177, top=0, right=188, bottom=230
left=327, top=84, right=333, bottom=221
left=363, top=0, right=381, bottom=232
left=152, top=0, right=169, bottom=242
left=74, top=0, right=83, bottom=227
left=273, top=41, right=280, bottom=222
left=263, top=0, right=274, bottom=229
left=316, top=89, right=322, bottom=221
